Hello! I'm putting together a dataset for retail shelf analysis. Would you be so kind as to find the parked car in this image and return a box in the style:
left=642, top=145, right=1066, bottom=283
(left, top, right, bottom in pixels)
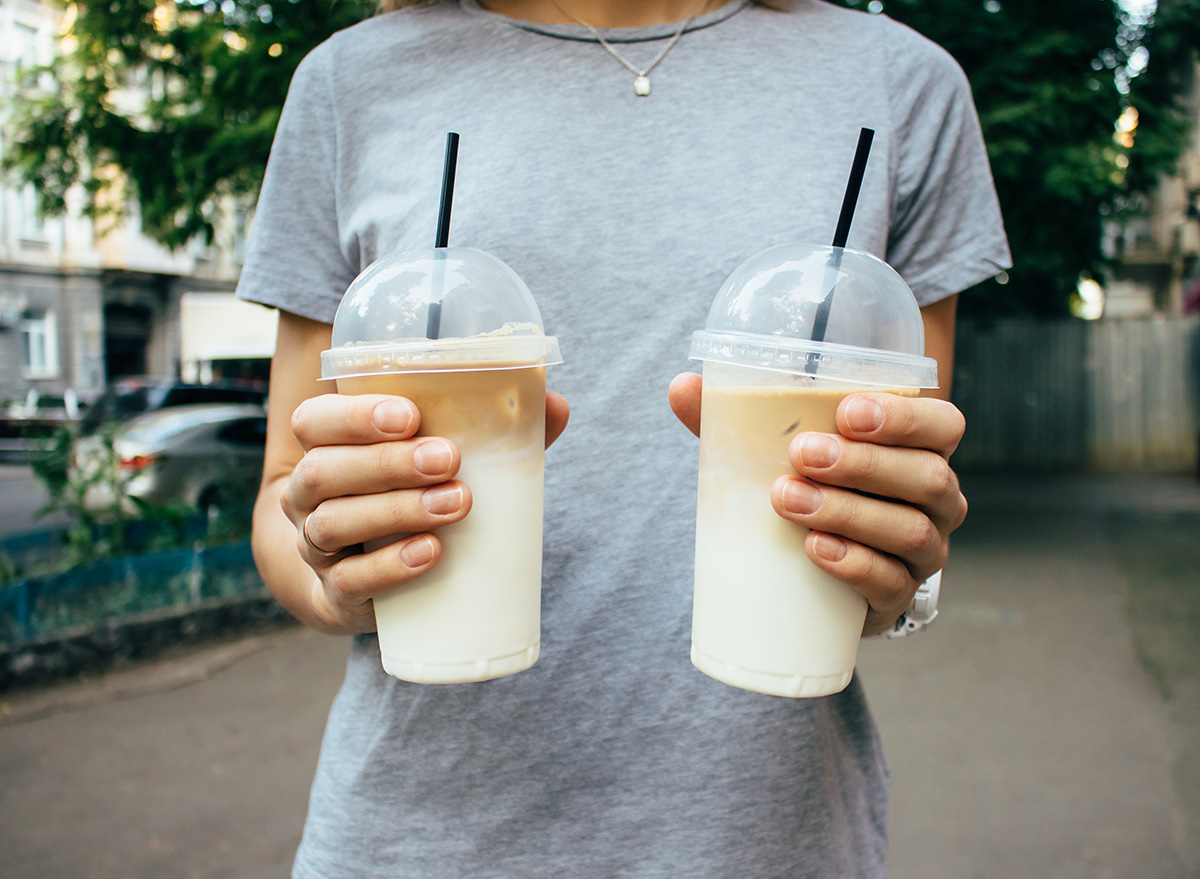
left=76, top=403, right=267, bottom=516
left=0, top=388, right=88, bottom=460
left=79, top=376, right=268, bottom=436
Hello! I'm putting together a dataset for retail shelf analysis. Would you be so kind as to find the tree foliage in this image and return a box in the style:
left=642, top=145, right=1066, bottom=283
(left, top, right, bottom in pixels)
left=831, top=0, right=1176, bottom=317
left=3, top=0, right=1197, bottom=315
left=2, top=0, right=373, bottom=249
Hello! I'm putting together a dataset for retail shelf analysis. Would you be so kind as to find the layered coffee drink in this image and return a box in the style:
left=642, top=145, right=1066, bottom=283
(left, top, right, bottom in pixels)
left=322, top=246, right=562, bottom=684
left=688, top=244, right=938, bottom=698
left=691, top=373, right=915, bottom=697
left=339, top=365, right=547, bottom=683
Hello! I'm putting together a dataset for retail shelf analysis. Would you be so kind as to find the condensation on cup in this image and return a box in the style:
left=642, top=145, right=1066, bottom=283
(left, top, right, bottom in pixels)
left=688, top=243, right=938, bottom=698
left=320, top=247, right=562, bottom=684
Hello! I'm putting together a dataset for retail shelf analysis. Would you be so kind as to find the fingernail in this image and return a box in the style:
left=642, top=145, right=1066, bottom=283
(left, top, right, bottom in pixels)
left=374, top=399, right=414, bottom=434
left=400, top=535, right=435, bottom=568
left=782, top=480, right=823, bottom=515
left=798, top=433, right=839, bottom=469
left=811, top=533, right=847, bottom=562
left=413, top=439, right=453, bottom=476
left=845, top=397, right=884, bottom=433
left=421, top=483, right=463, bottom=515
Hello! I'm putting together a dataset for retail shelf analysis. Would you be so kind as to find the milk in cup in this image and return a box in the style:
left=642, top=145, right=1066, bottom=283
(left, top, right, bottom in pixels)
left=689, top=243, right=937, bottom=698
left=321, top=247, right=562, bottom=684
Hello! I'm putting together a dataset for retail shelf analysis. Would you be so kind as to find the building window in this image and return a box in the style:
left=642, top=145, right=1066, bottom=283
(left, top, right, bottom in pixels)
left=232, top=203, right=250, bottom=262
left=18, top=184, right=45, bottom=239
left=20, top=308, right=59, bottom=379
left=15, top=23, right=40, bottom=73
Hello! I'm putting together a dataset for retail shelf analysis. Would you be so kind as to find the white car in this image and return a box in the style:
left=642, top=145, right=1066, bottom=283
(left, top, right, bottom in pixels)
left=76, top=403, right=267, bottom=516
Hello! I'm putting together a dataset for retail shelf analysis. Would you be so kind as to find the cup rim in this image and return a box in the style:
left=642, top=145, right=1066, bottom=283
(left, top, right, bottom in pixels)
left=320, top=335, right=563, bottom=380
left=689, top=329, right=938, bottom=388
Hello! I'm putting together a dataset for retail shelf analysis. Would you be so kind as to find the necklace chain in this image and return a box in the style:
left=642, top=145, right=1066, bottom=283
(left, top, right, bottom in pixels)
left=548, top=0, right=708, bottom=96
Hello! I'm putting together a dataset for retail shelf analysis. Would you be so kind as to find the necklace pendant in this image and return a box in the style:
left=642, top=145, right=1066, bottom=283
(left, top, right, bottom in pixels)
left=633, top=74, right=651, bottom=97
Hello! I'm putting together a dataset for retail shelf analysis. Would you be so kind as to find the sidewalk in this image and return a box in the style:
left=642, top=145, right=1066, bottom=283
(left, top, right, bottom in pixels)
left=860, top=470, right=1200, bottom=878
left=0, top=627, right=349, bottom=878
left=1, top=471, right=1197, bottom=878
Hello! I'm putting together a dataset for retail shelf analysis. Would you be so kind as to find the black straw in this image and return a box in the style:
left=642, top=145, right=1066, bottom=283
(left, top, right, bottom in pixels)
left=831, top=127, right=874, bottom=250
left=807, top=128, right=875, bottom=369
left=427, top=132, right=460, bottom=339
left=435, top=132, right=460, bottom=248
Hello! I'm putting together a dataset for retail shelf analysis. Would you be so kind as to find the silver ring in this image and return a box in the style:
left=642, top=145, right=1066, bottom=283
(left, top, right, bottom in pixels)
left=303, top=513, right=342, bottom=558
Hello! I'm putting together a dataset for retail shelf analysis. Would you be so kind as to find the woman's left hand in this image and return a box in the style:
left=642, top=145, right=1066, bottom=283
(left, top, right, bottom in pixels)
left=669, top=376, right=968, bottom=637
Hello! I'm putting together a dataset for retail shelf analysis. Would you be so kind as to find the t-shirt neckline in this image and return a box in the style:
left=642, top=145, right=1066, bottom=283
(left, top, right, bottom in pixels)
left=459, top=0, right=753, bottom=44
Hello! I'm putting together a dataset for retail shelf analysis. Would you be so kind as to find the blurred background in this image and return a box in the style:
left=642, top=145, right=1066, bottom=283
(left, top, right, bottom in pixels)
left=0, top=0, right=1198, bottom=877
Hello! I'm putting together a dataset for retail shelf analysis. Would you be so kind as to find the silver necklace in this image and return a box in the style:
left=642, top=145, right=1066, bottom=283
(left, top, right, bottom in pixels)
left=549, top=0, right=708, bottom=96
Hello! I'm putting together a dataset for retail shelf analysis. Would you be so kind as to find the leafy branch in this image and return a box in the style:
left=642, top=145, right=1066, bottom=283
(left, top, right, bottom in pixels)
left=2, top=0, right=373, bottom=249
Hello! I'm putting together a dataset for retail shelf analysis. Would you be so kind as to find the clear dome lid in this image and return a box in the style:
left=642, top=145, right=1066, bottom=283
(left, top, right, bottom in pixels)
left=321, top=247, right=562, bottom=378
left=690, top=243, right=937, bottom=388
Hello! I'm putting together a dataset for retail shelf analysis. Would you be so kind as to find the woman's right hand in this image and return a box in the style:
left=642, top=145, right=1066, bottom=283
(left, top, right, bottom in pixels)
left=280, top=393, right=472, bottom=634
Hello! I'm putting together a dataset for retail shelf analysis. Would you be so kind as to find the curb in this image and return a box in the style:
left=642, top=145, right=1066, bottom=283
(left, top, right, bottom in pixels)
left=0, top=595, right=292, bottom=693
left=0, top=628, right=289, bottom=726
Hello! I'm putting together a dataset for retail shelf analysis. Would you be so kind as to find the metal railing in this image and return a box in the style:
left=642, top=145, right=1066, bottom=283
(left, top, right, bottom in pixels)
left=0, top=536, right=264, bottom=648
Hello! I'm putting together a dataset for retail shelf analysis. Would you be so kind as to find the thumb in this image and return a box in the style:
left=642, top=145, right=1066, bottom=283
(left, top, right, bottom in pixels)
left=668, top=372, right=702, bottom=438
left=545, top=391, right=570, bottom=449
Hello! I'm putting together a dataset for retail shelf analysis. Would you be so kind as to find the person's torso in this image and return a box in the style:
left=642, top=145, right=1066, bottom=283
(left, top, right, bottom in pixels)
left=291, top=4, right=922, bottom=875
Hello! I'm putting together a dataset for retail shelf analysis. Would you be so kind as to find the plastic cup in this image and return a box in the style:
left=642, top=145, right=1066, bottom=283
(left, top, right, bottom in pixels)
left=688, top=243, right=938, bottom=698
left=320, top=247, right=562, bottom=684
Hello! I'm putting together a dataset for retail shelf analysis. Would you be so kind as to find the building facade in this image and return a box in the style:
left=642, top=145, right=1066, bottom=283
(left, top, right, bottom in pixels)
left=0, top=0, right=263, bottom=409
left=1104, top=60, right=1200, bottom=319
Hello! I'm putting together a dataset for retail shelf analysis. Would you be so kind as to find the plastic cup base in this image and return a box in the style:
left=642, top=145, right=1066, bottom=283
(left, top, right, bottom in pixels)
left=691, top=645, right=853, bottom=698
left=380, top=642, right=540, bottom=684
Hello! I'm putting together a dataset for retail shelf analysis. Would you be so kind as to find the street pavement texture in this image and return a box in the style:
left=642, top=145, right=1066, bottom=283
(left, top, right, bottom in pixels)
left=0, top=463, right=72, bottom=538
left=0, top=472, right=1197, bottom=879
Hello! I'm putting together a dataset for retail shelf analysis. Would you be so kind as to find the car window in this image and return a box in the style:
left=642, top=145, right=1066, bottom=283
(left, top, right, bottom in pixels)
left=81, top=388, right=147, bottom=432
left=211, top=388, right=266, bottom=406
left=142, top=385, right=169, bottom=409
left=162, top=387, right=203, bottom=407
left=80, top=382, right=265, bottom=433
left=216, top=418, right=267, bottom=446
left=161, top=387, right=263, bottom=407
left=115, top=389, right=151, bottom=415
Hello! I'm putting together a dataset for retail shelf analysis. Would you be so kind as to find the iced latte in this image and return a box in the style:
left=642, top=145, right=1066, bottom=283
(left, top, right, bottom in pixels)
left=692, top=370, right=918, bottom=697
left=339, top=364, right=548, bottom=683
left=688, top=244, right=937, bottom=698
left=322, top=247, right=561, bottom=684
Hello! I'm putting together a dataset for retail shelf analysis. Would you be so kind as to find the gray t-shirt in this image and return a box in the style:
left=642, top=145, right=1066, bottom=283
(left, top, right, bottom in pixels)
left=237, top=2, right=1010, bottom=876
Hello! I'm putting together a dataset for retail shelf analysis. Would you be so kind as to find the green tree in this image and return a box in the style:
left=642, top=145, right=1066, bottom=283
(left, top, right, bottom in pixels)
left=831, top=0, right=1137, bottom=317
left=2, top=0, right=373, bottom=249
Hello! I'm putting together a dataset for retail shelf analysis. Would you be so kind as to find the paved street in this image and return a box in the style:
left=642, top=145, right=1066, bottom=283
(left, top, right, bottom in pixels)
left=0, top=462, right=72, bottom=539
left=860, top=471, right=1200, bottom=879
left=0, top=471, right=1197, bottom=878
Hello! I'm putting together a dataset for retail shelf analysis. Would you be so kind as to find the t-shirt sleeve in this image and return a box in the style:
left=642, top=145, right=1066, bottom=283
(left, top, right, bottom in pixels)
left=882, top=21, right=1012, bottom=306
left=235, top=43, right=355, bottom=323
